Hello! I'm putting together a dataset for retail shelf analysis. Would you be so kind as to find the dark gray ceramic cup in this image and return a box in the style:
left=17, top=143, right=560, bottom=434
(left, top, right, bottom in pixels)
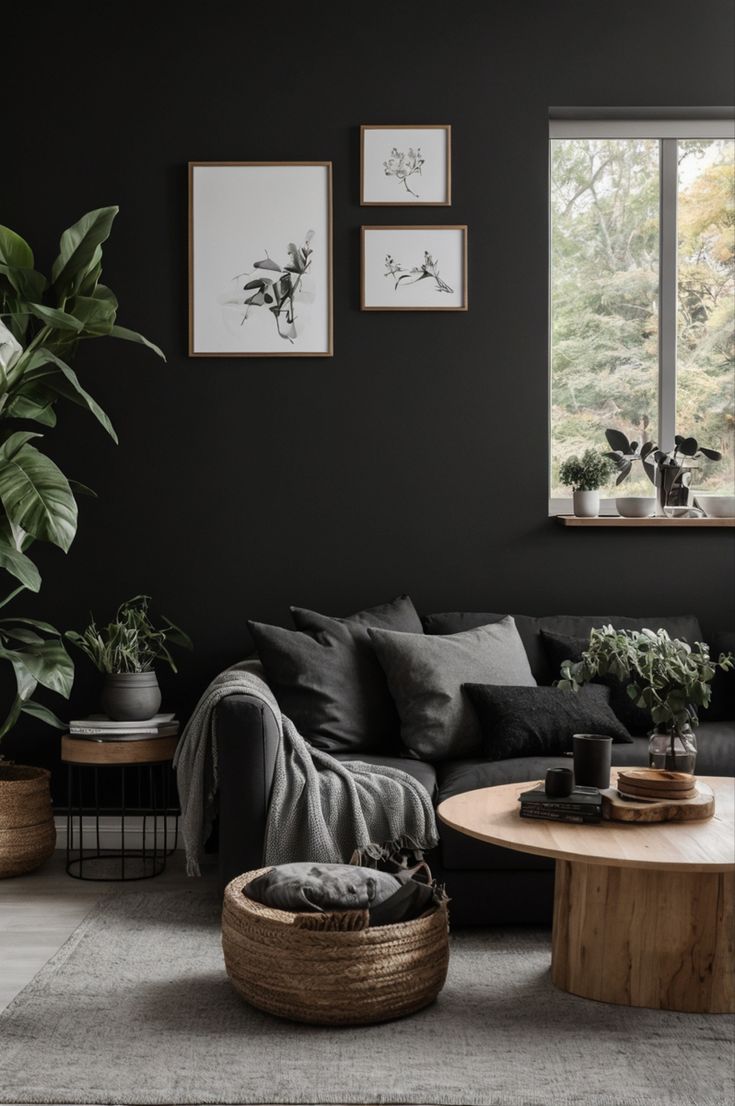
left=545, top=767, right=574, bottom=798
left=573, top=733, right=613, bottom=789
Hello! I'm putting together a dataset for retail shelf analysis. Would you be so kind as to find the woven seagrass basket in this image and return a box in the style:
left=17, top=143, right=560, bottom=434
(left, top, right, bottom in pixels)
left=222, top=868, right=450, bottom=1025
left=0, top=765, right=56, bottom=879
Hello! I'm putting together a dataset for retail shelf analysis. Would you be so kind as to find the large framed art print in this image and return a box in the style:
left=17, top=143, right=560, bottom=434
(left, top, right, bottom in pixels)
left=189, top=162, right=333, bottom=357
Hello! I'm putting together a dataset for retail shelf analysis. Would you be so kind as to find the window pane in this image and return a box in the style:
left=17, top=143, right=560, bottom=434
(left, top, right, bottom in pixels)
left=676, top=138, right=735, bottom=496
left=550, top=139, right=660, bottom=498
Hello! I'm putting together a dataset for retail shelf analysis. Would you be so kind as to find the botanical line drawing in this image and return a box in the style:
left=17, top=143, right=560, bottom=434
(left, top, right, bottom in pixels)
left=219, top=230, right=315, bottom=343
left=384, top=250, right=454, bottom=294
left=383, top=147, right=425, bottom=198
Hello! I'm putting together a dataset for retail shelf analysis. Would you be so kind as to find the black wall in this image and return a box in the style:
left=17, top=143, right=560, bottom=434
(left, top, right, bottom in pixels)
left=5, top=0, right=735, bottom=791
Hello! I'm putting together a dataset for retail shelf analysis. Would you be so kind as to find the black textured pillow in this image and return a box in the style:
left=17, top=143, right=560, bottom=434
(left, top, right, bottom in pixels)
left=463, top=683, right=632, bottom=762
left=541, top=630, right=649, bottom=735
left=249, top=594, right=422, bottom=754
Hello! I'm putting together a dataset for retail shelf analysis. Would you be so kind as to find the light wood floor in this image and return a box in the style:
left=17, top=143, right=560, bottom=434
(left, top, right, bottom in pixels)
left=0, top=851, right=218, bottom=1014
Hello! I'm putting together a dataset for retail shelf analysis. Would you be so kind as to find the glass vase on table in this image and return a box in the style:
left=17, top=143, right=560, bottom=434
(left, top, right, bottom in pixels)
left=648, top=723, right=697, bottom=774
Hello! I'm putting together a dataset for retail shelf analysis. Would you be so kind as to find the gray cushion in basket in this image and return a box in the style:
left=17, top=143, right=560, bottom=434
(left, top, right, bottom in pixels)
left=244, top=863, right=401, bottom=914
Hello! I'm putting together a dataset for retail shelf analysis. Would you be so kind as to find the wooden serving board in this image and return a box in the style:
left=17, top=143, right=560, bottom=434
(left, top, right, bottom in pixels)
left=617, top=768, right=694, bottom=792
left=601, top=782, right=714, bottom=823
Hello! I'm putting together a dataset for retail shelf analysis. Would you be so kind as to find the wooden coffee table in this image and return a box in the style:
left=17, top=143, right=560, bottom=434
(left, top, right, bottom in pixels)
left=437, top=773, right=735, bottom=1013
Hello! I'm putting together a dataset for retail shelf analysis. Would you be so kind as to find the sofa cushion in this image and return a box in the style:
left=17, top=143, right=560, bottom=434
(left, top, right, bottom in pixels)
left=435, top=721, right=735, bottom=870
left=330, top=752, right=438, bottom=802
left=248, top=594, right=422, bottom=754
left=464, top=682, right=632, bottom=761
left=368, top=617, right=536, bottom=761
left=541, top=629, right=650, bottom=734
left=422, top=611, right=704, bottom=686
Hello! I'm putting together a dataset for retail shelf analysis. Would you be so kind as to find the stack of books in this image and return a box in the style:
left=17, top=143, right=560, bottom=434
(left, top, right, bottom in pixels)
left=518, top=783, right=602, bottom=824
left=69, top=713, right=179, bottom=742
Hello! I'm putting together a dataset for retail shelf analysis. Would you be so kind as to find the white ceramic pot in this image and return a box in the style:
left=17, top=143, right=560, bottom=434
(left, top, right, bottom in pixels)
left=694, top=495, right=735, bottom=518
left=572, top=489, right=599, bottom=518
left=615, top=496, right=656, bottom=518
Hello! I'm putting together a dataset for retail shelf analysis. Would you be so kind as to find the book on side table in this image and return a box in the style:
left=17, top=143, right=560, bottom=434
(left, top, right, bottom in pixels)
left=68, top=713, right=178, bottom=741
left=518, top=783, right=602, bottom=824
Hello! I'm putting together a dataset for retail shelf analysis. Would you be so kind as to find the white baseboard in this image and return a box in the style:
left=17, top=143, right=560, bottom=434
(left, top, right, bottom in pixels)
left=54, top=814, right=181, bottom=851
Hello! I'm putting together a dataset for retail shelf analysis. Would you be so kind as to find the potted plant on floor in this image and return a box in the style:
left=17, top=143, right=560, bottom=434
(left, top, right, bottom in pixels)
left=558, top=626, right=734, bottom=773
left=558, top=450, right=613, bottom=517
left=0, top=208, right=164, bottom=876
left=67, top=596, right=192, bottom=720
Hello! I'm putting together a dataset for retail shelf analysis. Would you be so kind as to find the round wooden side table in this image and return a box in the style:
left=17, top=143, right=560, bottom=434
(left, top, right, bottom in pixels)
left=438, top=773, right=735, bottom=1014
left=62, top=733, right=179, bottom=881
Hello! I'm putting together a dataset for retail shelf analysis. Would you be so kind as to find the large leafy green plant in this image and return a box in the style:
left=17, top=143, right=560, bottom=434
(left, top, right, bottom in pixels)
left=0, top=208, right=164, bottom=747
left=558, top=625, right=733, bottom=733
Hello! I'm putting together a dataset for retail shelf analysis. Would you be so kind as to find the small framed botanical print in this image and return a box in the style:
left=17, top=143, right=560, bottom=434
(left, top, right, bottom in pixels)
left=360, top=125, right=451, bottom=206
left=189, top=161, right=333, bottom=357
left=361, top=225, right=468, bottom=311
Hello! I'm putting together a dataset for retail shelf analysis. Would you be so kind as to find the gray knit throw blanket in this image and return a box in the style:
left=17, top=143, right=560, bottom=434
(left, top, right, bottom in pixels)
left=173, top=660, right=438, bottom=876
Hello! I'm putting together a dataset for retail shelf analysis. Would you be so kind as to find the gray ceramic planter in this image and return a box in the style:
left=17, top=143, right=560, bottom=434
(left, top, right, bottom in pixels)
left=101, top=671, right=162, bottom=721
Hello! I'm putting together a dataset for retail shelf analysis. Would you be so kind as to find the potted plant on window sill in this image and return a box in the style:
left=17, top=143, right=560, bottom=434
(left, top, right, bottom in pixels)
left=67, top=595, right=192, bottom=720
left=558, top=450, right=613, bottom=518
left=605, top=428, right=722, bottom=516
left=558, top=626, right=733, bottom=774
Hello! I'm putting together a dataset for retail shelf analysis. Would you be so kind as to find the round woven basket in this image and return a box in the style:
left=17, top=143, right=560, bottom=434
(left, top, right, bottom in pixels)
left=222, top=868, right=450, bottom=1025
left=0, top=765, right=56, bottom=879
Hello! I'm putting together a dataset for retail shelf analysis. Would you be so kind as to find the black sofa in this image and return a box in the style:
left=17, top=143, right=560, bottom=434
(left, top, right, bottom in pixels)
left=216, top=611, right=735, bottom=924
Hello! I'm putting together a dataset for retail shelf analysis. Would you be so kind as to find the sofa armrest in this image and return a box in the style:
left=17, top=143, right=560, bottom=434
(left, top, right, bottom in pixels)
left=215, top=693, right=280, bottom=891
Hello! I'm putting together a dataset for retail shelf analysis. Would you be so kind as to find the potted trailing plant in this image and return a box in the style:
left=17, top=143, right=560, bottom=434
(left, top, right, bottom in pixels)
left=605, top=428, right=721, bottom=516
left=67, top=596, right=192, bottom=720
left=558, top=626, right=734, bottom=773
left=0, top=208, right=164, bottom=876
left=558, top=450, right=613, bottom=517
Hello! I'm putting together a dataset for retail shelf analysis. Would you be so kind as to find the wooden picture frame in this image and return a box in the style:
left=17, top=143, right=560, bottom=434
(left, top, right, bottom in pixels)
left=361, top=225, right=468, bottom=311
left=188, top=161, right=333, bottom=357
left=360, top=125, right=452, bottom=206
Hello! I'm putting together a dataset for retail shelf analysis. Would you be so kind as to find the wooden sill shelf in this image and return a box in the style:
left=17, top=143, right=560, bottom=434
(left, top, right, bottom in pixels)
left=557, top=515, right=735, bottom=528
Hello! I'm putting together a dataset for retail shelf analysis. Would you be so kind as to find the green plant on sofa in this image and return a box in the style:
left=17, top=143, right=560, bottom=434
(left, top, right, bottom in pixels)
left=67, top=595, right=192, bottom=675
left=0, top=209, right=164, bottom=747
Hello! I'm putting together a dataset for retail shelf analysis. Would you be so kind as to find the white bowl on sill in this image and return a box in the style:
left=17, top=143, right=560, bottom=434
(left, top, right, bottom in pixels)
left=615, top=496, right=656, bottom=518
left=694, top=495, right=735, bottom=518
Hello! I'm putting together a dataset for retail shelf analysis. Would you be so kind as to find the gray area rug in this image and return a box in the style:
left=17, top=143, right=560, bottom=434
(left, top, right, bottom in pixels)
left=0, top=890, right=733, bottom=1106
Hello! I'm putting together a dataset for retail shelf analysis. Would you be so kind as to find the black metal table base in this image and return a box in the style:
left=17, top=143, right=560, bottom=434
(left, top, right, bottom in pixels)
left=65, top=761, right=178, bottom=882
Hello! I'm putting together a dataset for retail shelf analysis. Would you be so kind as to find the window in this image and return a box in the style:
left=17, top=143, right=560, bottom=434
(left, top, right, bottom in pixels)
left=549, top=115, right=735, bottom=511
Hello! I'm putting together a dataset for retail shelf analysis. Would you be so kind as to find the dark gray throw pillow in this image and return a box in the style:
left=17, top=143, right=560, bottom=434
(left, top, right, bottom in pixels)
left=464, top=683, right=632, bottom=763
left=368, top=617, right=537, bottom=762
left=541, top=630, right=648, bottom=736
left=249, top=594, right=422, bottom=754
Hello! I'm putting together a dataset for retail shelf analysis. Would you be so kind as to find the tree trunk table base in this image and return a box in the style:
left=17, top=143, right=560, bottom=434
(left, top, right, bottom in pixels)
left=551, top=859, right=735, bottom=1013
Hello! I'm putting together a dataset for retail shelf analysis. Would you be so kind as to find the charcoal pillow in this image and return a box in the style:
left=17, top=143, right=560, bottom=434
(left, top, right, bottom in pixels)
left=248, top=594, right=422, bottom=754
left=244, top=863, right=401, bottom=913
left=541, top=630, right=647, bottom=736
left=704, top=630, right=735, bottom=722
left=368, top=617, right=536, bottom=762
left=464, top=683, right=632, bottom=762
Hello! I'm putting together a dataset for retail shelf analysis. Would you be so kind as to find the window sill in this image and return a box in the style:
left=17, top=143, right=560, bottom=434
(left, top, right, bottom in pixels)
left=556, top=515, right=735, bottom=528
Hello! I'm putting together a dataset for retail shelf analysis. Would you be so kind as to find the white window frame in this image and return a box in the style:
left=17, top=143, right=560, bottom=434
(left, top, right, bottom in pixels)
left=548, top=113, right=735, bottom=516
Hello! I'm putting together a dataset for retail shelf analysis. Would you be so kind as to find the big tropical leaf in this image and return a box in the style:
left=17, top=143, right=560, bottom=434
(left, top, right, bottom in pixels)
left=0, top=430, right=43, bottom=460
left=70, top=285, right=118, bottom=335
left=109, top=324, right=165, bottom=360
left=26, top=303, right=85, bottom=332
left=51, top=207, right=118, bottom=297
left=5, top=383, right=58, bottom=427
left=23, top=349, right=117, bottom=442
left=0, top=225, right=33, bottom=269
left=0, top=442, right=77, bottom=551
left=1, top=638, right=74, bottom=698
left=20, top=699, right=66, bottom=728
left=0, top=262, right=47, bottom=302
left=0, top=534, right=41, bottom=592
